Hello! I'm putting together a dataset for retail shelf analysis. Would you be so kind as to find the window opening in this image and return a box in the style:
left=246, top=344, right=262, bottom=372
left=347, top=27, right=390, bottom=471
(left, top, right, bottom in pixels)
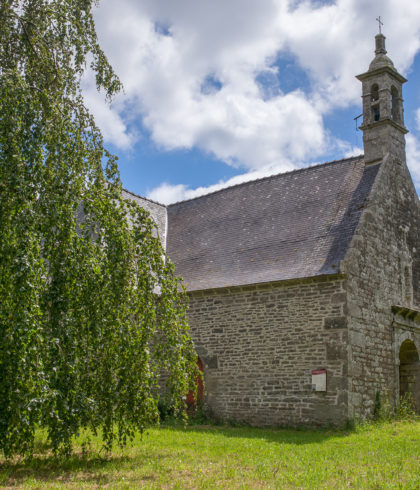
left=371, top=84, right=380, bottom=122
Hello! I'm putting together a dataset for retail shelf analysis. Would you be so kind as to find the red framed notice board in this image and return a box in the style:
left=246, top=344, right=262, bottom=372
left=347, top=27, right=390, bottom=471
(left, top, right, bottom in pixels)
left=312, top=369, right=327, bottom=391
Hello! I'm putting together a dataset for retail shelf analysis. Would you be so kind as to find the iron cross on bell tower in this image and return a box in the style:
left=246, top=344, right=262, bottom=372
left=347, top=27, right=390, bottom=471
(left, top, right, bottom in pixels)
left=376, top=16, right=383, bottom=34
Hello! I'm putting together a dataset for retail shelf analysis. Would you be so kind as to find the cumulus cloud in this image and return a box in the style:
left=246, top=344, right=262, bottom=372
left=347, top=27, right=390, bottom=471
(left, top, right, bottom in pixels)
left=277, top=0, right=420, bottom=110
left=85, top=0, right=420, bottom=175
left=90, top=0, right=327, bottom=168
left=147, top=183, right=189, bottom=205
left=81, top=72, right=137, bottom=150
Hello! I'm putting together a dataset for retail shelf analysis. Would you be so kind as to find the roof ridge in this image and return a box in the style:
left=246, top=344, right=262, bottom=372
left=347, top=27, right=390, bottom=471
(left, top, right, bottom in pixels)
left=167, top=155, right=365, bottom=207
left=122, top=187, right=168, bottom=208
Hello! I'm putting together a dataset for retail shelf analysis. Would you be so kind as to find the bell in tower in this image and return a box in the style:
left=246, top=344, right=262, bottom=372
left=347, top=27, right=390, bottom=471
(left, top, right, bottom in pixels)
left=356, top=28, right=408, bottom=165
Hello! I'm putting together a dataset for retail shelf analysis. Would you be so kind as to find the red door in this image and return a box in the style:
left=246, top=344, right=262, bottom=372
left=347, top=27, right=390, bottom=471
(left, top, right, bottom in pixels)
left=186, top=357, right=204, bottom=408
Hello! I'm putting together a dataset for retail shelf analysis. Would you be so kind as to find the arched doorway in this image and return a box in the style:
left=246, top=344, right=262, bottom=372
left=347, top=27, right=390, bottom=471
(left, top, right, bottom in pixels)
left=186, top=357, right=204, bottom=410
left=399, top=339, right=420, bottom=412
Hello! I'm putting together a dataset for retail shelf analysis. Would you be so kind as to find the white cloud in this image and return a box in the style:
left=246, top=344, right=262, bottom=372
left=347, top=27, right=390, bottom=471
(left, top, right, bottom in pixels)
left=82, top=73, right=137, bottom=150
left=278, top=0, right=420, bottom=110
left=91, top=0, right=327, bottom=169
left=85, top=0, right=420, bottom=174
left=343, top=146, right=364, bottom=159
left=147, top=182, right=189, bottom=205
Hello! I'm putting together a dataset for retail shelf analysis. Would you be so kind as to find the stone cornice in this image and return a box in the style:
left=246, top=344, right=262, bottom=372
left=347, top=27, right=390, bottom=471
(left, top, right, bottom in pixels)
left=187, top=273, right=346, bottom=296
left=356, top=66, right=407, bottom=84
left=392, top=305, right=420, bottom=330
left=359, top=117, right=408, bottom=135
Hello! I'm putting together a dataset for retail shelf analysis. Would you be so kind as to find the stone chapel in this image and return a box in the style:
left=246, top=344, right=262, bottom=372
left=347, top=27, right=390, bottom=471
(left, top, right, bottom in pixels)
left=124, top=33, right=420, bottom=426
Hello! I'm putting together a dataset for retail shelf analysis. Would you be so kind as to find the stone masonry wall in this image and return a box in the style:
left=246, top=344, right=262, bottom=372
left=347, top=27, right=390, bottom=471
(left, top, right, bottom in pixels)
left=342, top=155, right=420, bottom=419
left=187, top=276, right=349, bottom=427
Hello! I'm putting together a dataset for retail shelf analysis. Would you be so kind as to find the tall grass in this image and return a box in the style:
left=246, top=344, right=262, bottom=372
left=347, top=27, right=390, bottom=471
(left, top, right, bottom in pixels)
left=1, top=417, right=419, bottom=488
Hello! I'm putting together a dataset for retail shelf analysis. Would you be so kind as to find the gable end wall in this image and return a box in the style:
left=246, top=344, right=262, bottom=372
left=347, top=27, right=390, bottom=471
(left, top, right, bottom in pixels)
left=122, top=190, right=168, bottom=248
left=342, top=156, right=420, bottom=418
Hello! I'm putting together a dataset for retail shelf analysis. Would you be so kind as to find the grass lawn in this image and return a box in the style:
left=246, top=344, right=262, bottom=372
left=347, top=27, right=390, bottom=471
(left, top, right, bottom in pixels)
left=0, top=419, right=419, bottom=488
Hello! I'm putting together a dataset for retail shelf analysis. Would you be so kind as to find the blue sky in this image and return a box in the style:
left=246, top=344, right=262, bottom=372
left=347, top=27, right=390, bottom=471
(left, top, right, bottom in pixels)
left=84, top=0, right=420, bottom=203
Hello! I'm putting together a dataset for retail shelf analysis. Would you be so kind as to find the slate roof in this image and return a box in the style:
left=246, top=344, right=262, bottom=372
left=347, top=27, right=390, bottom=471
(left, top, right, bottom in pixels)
left=167, top=156, right=380, bottom=291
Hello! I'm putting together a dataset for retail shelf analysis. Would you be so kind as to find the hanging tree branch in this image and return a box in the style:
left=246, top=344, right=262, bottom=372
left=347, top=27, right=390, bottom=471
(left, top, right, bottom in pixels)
left=0, top=0, right=197, bottom=458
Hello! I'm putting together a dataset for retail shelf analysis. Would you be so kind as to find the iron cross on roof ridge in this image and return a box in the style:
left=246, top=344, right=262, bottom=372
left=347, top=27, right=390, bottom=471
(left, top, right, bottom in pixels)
left=376, top=16, right=383, bottom=34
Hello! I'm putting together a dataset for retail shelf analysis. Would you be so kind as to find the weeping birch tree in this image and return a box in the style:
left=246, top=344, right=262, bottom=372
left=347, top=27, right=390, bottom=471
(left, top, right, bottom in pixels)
left=0, top=0, right=196, bottom=457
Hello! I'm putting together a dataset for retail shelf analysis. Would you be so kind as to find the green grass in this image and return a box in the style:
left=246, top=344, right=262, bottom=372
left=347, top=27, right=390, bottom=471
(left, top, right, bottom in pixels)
left=1, top=419, right=419, bottom=488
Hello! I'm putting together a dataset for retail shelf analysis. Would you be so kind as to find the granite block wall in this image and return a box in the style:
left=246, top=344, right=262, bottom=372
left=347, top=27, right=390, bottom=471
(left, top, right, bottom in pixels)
left=187, top=276, right=349, bottom=427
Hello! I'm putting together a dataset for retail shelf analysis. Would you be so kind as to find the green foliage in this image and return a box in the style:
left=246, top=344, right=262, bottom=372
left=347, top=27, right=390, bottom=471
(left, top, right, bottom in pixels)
left=0, top=0, right=197, bottom=457
left=396, top=392, right=417, bottom=420
left=372, top=390, right=418, bottom=423
left=373, top=390, right=394, bottom=422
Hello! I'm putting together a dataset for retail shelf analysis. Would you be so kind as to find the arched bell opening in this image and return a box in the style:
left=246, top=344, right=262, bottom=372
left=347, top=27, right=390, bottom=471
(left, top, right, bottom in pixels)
left=370, top=83, right=380, bottom=122
left=399, top=339, right=420, bottom=412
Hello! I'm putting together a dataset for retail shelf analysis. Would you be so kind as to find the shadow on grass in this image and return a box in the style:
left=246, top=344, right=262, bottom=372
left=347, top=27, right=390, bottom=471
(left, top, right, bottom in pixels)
left=0, top=421, right=354, bottom=486
left=161, top=419, right=354, bottom=446
left=0, top=449, right=167, bottom=486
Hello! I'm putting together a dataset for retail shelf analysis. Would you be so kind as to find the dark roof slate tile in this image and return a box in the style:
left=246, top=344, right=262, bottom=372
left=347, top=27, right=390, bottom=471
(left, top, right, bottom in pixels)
left=167, top=156, right=380, bottom=291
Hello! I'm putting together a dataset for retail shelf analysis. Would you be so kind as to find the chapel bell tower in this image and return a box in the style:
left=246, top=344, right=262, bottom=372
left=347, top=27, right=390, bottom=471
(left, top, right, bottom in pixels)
left=357, top=30, right=408, bottom=165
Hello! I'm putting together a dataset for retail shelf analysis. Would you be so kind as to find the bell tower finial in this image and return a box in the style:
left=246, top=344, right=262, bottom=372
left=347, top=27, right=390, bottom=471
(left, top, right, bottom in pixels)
left=375, top=30, right=387, bottom=56
left=374, top=16, right=387, bottom=57
left=356, top=29, right=408, bottom=165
